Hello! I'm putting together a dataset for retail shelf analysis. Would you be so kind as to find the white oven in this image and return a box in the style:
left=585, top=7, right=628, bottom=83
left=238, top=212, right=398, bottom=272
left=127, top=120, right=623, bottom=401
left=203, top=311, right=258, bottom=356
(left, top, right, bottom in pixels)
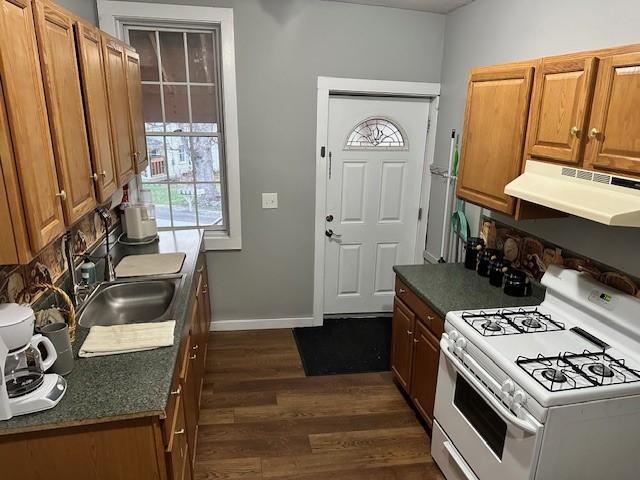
left=432, top=332, right=544, bottom=480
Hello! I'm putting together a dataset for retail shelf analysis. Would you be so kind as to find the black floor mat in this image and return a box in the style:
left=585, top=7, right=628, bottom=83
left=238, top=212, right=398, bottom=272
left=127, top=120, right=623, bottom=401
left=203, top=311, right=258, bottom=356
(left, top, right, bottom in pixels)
left=293, top=317, right=391, bottom=376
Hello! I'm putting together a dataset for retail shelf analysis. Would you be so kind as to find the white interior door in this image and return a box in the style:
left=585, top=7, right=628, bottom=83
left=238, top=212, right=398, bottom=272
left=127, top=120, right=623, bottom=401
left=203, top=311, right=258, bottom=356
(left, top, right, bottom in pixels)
left=323, top=96, right=430, bottom=315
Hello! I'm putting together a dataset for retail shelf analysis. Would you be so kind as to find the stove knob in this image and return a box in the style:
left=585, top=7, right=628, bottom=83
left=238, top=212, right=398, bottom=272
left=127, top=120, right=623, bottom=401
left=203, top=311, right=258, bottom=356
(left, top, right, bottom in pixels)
left=449, top=330, right=460, bottom=342
left=513, top=390, right=527, bottom=406
left=501, top=379, right=515, bottom=395
left=454, top=337, right=467, bottom=351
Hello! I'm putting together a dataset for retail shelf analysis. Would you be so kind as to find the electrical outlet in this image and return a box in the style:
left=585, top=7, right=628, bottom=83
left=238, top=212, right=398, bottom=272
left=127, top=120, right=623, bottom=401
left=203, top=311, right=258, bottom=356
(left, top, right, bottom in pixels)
left=262, top=192, right=278, bottom=209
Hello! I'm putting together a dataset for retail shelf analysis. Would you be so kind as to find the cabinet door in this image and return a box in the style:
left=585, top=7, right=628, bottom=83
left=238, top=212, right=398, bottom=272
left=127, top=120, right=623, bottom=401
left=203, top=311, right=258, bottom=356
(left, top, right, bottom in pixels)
left=183, top=333, right=198, bottom=473
left=527, top=57, right=597, bottom=164
left=584, top=52, right=640, bottom=176
left=125, top=48, right=148, bottom=174
left=457, top=64, right=534, bottom=214
left=33, top=0, right=95, bottom=224
left=75, top=22, right=118, bottom=203
left=391, top=298, right=415, bottom=392
left=102, top=36, right=135, bottom=186
left=166, top=395, right=189, bottom=480
left=0, top=0, right=65, bottom=252
left=410, top=320, right=440, bottom=427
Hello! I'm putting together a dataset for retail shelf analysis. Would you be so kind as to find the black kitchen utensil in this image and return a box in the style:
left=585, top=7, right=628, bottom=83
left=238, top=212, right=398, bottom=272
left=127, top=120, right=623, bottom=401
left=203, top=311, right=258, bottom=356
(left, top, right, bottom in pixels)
left=464, top=237, right=485, bottom=270
left=489, top=257, right=511, bottom=287
left=503, top=269, right=532, bottom=297
left=477, top=249, right=501, bottom=277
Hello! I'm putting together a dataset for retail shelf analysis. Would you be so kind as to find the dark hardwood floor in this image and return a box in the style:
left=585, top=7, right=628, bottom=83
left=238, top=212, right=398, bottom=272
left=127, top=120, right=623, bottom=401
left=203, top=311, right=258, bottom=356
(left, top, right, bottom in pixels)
left=194, top=329, right=444, bottom=479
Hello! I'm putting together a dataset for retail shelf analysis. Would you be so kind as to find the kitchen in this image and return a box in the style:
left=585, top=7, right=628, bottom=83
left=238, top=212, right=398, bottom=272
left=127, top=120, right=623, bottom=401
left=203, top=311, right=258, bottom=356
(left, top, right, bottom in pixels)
left=1, top=0, right=640, bottom=479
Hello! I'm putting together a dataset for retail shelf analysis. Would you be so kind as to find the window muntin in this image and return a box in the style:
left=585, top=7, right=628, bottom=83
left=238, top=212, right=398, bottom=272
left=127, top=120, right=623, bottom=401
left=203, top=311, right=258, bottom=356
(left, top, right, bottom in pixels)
left=126, top=26, right=225, bottom=230
left=345, top=117, right=407, bottom=150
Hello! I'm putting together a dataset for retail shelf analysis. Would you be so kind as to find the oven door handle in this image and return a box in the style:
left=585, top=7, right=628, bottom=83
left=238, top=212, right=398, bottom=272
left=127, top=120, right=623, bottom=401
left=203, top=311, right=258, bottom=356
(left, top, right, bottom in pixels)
left=440, top=337, right=539, bottom=435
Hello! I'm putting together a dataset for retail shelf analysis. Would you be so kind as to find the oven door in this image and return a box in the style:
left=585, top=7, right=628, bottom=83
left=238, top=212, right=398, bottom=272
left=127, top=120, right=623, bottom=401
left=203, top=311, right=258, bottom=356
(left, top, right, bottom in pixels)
left=432, top=334, right=544, bottom=480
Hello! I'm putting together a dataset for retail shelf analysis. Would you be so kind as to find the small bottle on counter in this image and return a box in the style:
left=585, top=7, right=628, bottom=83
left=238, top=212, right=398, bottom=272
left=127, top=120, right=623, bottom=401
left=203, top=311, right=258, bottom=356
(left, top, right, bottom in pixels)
left=80, top=256, right=97, bottom=285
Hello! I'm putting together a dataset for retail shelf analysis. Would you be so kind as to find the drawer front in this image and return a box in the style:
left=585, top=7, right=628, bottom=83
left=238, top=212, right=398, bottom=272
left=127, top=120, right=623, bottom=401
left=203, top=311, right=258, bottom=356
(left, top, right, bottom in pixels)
left=395, top=278, right=444, bottom=338
left=166, top=395, right=189, bottom=480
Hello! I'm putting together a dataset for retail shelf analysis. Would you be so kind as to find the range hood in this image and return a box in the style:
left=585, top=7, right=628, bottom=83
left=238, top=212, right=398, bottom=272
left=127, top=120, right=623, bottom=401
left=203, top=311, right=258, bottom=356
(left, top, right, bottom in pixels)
left=504, top=160, right=640, bottom=227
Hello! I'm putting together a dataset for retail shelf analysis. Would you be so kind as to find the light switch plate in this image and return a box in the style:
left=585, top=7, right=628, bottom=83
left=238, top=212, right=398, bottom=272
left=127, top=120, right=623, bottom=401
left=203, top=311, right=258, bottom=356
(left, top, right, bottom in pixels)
left=262, top=192, right=278, bottom=209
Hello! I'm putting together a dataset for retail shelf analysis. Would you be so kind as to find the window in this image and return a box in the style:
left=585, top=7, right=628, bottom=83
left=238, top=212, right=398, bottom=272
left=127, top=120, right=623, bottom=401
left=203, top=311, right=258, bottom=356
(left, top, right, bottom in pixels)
left=99, top=1, right=241, bottom=249
left=126, top=27, right=224, bottom=229
left=345, top=117, right=407, bottom=149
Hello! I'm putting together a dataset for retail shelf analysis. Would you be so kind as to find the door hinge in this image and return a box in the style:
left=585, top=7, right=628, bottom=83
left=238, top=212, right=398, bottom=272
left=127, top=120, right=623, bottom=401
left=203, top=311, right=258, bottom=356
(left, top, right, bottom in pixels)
left=427, top=118, right=431, bottom=133
left=418, top=207, right=423, bottom=220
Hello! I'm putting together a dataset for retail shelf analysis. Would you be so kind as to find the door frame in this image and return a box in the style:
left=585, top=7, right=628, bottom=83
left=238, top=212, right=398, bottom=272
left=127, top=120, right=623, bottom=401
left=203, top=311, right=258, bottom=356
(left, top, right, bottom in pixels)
left=313, top=76, right=440, bottom=326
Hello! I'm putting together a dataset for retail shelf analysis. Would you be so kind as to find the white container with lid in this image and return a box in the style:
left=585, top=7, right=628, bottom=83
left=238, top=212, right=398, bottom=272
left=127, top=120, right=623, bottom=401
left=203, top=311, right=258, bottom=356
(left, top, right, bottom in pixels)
left=0, top=303, right=36, bottom=350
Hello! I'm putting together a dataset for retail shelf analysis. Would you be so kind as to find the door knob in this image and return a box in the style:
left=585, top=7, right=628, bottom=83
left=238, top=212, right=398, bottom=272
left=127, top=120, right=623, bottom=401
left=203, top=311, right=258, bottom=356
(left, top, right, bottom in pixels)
left=325, top=229, right=342, bottom=238
left=326, top=214, right=334, bottom=222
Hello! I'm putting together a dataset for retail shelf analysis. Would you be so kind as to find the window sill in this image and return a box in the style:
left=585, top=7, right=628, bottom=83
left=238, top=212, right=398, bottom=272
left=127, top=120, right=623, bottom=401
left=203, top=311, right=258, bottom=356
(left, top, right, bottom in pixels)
left=203, top=230, right=242, bottom=251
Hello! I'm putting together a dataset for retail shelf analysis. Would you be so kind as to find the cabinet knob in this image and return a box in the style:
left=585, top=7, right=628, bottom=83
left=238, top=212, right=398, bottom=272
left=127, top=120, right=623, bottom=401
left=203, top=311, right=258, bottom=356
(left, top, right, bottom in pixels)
left=100, top=170, right=107, bottom=177
left=170, top=385, right=182, bottom=396
left=406, top=330, right=413, bottom=336
left=92, top=173, right=98, bottom=181
left=570, top=126, right=579, bottom=137
left=174, top=428, right=185, bottom=435
left=398, top=288, right=406, bottom=294
left=192, top=344, right=198, bottom=350
left=56, top=190, right=67, bottom=201
left=190, top=354, right=197, bottom=360
left=589, top=127, right=600, bottom=139
left=413, top=338, right=419, bottom=344
left=427, top=315, right=434, bottom=322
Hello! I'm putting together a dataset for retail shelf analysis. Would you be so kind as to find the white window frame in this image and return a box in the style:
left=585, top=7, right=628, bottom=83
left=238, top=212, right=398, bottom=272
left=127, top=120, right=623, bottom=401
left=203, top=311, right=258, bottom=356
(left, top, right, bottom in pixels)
left=98, top=0, right=241, bottom=250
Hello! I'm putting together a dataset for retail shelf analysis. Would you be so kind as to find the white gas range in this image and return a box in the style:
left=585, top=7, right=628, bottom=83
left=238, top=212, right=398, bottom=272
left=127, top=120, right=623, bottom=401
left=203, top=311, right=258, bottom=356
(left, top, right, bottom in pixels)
left=431, top=265, right=640, bottom=480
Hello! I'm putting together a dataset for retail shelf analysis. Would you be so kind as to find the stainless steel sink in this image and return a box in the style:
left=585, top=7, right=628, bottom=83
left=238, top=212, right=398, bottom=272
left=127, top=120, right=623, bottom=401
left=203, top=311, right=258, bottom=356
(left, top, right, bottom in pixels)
left=77, top=275, right=184, bottom=328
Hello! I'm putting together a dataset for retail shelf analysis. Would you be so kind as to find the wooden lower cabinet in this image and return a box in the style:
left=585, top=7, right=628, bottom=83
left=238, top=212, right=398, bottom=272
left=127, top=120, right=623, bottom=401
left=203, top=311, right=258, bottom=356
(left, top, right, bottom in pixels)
left=410, top=320, right=440, bottom=427
left=0, top=256, right=212, bottom=480
left=391, top=279, right=443, bottom=427
left=391, top=299, right=415, bottom=391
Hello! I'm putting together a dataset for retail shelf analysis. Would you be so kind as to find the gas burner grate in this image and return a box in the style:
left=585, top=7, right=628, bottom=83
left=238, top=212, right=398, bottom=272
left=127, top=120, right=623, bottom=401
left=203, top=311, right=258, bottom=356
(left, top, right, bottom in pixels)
left=516, top=351, right=640, bottom=392
left=462, top=308, right=565, bottom=336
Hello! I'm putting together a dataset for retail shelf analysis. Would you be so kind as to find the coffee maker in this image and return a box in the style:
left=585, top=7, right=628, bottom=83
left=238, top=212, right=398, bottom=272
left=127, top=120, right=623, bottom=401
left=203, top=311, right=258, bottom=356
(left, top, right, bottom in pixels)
left=0, top=304, right=66, bottom=420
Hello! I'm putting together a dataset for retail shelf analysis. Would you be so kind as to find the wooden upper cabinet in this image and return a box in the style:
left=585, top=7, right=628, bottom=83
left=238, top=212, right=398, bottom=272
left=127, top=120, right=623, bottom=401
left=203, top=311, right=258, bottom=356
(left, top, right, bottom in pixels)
left=456, top=64, right=535, bottom=214
left=33, top=0, right=95, bottom=225
left=102, top=35, right=135, bottom=186
left=527, top=57, right=598, bottom=164
left=584, top=52, right=640, bottom=176
left=125, top=48, right=148, bottom=174
left=75, top=21, right=118, bottom=204
left=0, top=0, right=65, bottom=252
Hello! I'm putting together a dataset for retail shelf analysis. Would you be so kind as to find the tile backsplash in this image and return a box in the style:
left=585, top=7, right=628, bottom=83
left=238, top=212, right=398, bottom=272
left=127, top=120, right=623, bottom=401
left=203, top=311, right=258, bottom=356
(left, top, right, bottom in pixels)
left=0, top=208, right=119, bottom=305
left=482, top=216, right=640, bottom=297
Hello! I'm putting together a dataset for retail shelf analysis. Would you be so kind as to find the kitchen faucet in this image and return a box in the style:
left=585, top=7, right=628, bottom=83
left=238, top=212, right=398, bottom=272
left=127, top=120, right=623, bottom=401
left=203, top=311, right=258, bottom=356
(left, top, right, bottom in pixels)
left=63, top=208, right=116, bottom=307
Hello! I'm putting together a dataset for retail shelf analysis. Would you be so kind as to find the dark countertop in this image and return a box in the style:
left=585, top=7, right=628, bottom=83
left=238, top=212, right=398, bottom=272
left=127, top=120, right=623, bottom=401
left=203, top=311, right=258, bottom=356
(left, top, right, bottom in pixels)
left=0, top=229, right=204, bottom=436
left=393, top=263, right=545, bottom=318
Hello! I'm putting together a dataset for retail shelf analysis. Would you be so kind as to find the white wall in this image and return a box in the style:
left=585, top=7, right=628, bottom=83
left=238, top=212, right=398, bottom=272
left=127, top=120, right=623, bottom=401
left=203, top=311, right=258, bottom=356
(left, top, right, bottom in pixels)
left=426, top=0, right=640, bottom=276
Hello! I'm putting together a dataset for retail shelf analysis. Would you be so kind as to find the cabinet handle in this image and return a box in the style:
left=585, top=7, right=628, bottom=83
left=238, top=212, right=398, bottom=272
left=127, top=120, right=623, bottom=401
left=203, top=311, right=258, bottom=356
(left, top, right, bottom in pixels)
left=170, top=385, right=182, bottom=396
left=570, top=126, right=579, bottom=137
left=413, top=338, right=419, bottom=343
left=55, top=190, right=67, bottom=201
left=192, top=344, right=198, bottom=350
left=91, top=173, right=98, bottom=181
left=589, top=127, right=600, bottom=139
left=190, top=354, right=197, bottom=360
left=406, top=330, right=413, bottom=336
left=174, top=428, right=185, bottom=435
left=398, top=288, right=406, bottom=294
left=100, top=170, right=107, bottom=177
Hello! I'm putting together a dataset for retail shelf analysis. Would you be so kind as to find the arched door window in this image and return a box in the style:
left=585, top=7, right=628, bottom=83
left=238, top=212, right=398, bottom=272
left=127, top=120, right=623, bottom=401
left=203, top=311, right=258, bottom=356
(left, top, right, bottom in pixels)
left=345, top=117, right=407, bottom=149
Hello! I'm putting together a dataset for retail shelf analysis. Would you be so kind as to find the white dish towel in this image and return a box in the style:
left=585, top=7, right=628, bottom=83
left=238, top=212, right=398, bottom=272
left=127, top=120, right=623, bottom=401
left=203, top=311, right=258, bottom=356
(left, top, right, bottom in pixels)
left=79, top=321, right=176, bottom=358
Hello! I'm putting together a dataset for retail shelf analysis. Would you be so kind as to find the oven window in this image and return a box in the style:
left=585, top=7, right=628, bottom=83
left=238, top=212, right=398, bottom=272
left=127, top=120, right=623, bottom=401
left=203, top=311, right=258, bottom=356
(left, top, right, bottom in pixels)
left=454, top=375, right=507, bottom=459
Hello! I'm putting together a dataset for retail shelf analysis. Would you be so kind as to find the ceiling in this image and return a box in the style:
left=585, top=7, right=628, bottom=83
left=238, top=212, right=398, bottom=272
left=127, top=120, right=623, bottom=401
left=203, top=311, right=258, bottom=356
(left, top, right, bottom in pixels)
left=323, top=0, right=475, bottom=14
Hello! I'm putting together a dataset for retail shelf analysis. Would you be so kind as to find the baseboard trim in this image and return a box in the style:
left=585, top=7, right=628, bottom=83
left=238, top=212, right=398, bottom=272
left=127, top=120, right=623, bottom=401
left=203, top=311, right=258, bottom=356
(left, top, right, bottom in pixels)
left=210, top=316, right=315, bottom=332
left=423, top=250, right=440, bottom=264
